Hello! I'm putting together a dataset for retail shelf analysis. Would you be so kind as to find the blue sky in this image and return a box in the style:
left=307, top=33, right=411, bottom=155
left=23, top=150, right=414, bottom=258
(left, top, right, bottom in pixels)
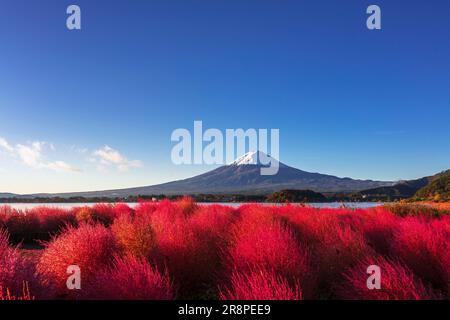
left=0, top=0, right=449, bottom=193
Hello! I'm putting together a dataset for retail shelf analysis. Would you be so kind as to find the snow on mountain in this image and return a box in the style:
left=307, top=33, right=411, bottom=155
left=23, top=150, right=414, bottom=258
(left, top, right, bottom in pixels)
left=230, top=151, right=277, bottom=166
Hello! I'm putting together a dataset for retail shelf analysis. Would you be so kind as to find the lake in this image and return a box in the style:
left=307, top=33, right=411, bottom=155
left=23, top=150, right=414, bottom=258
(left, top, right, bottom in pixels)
left=2, top=202, right=382, bottom=210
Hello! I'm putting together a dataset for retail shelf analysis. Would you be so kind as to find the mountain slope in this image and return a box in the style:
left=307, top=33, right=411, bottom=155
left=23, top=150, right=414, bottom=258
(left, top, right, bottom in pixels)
left=358, top=176, right=432, bottom=200
left=357, top=169, right=450, bottom=201
left=25, top=151, right=393, bottom=198
left=0, top=193, right=19, bottom=198
left=414, top=170, right=450, bottom=200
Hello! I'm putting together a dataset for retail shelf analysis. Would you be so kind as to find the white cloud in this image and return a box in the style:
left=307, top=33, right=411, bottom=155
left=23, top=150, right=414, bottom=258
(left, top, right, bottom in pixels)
left=46, top=161, right=81, bottom=173
left=93, top=145, right=143, bottom=172
left=16, top=142, right=43, bottom=167
left=0, top=137, right=80, bottom=173
left=0, top=138, right=142, bottom=174
left=0, top=137, right=14, bottom=152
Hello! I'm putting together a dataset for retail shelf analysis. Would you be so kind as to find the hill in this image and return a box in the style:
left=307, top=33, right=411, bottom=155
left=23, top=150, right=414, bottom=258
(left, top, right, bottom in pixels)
left=414, top=170, right=450, bottom=201
left=266, top=189, right=327, bottom=203
left=0, top=193, right=19, bottom=198
left=357, top=176, right=432, bottom=201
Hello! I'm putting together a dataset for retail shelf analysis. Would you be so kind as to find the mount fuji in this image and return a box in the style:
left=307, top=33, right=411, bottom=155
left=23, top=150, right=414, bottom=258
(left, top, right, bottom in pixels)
left=23, top=151, right=393, bottom=198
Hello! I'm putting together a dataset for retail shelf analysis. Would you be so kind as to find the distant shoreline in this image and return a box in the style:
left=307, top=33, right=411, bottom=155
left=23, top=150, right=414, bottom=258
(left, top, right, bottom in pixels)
left=1, top=201, right=385, bottom=211
left=0, top=189, right=393, bottom=204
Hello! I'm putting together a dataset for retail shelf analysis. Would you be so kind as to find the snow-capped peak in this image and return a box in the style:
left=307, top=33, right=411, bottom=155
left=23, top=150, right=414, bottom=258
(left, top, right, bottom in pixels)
left=229, top=151, right=275, bottom=166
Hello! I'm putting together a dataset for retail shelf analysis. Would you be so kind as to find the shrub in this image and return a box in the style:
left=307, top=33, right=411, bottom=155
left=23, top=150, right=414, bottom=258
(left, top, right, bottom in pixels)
left=81, top=256, right=174, bottom=300
left=0, top=206, right=19, bottom=226
left=337, top=255, right=440, bottom=300
left=1, top=206, right=77, bottom=239
left=149, top=199, right=183, bottom=236
left=391, top=217, right=449, bottom=293
left=74, top=207, right=91, bottom=224
left=224, top=205, right=313, bottom=297
left=74, top=204, right=117, bottom=226
left=37, top=224, right=118, bottom=298
left=283, top=207, right=373, bottom=298
left=176, top=196, right=198, bottom=215
left=190, top=204, right=237, bottom=245
left=91, top=203, right=117, bottom=225
left=0, top=229, right=37, bottom=297
left=228, top=221, right=309, bottom=284
left=361, top=208, right=399, bottom=255
left=30, top=207, right=76, bottom=230
left=112, top=213, right=155, bottom=258
left=235, top=204, right=278, bottom=233
left=1, top=212, right=40, bottom=243
left=1, top=206, right=77, bottom=244
left=188, top=205, right=238, bottom=297
left=220, top=268, right=303, bottom=300
left=113, top=203, right=134, bottom=218
left=149, top=201, right=223, bottom=298
left=135, top=201, right=158, bottom=218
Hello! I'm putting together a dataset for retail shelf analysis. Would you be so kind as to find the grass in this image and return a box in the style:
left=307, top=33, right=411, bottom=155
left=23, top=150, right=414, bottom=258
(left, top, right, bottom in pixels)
left=0, top=200, right=448, bottom=300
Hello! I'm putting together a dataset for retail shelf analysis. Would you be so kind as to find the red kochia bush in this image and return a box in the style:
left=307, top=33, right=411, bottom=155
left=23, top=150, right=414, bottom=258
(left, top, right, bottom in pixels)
left=337, top=255, right=440, bottom=300
left=111, top=213, right=155, bottom=258
left=1, top=206, right=78, bottom=245
left=189, top=204, right=237, bottom=248
left=74, top=204, right=117, bottom=226
left=228, top=221, right=309, bottom=284
left=391, top=217, right=449, bottom=293
left=280, top=207, right=373, bottom=298
left=81, top=256, right=174, bottom=300
left=37, top=224, right=118, bottom=297
left=1, top=212, right=40, bottom=243
left=1, top=207, right=76, bottom=243
left=149, top=201, right=222, bottom=297
left=226, top=206, right=311, bottom=297
left=361, top=208, right=399, bottom=255
left=0, top=206, right=20, bottom=227
left=29, top=207, right=76, bottom=232
left=176, top=196, right=198, bottom=215
left=235, top=204, right=278, bottom=233
left=112, top=203, right=134, bottom=218
left=0, top=229, right=36, bottom=297
left=91, top=203, right=117, bottom=224
left=220, top=268, right=303, bottom=300
left=135, top=201, right=159, bottom=218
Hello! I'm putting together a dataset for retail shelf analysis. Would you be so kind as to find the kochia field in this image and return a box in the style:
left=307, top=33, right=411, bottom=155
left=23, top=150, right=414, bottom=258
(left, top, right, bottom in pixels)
left=0, top=199, right=448, bottom=300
